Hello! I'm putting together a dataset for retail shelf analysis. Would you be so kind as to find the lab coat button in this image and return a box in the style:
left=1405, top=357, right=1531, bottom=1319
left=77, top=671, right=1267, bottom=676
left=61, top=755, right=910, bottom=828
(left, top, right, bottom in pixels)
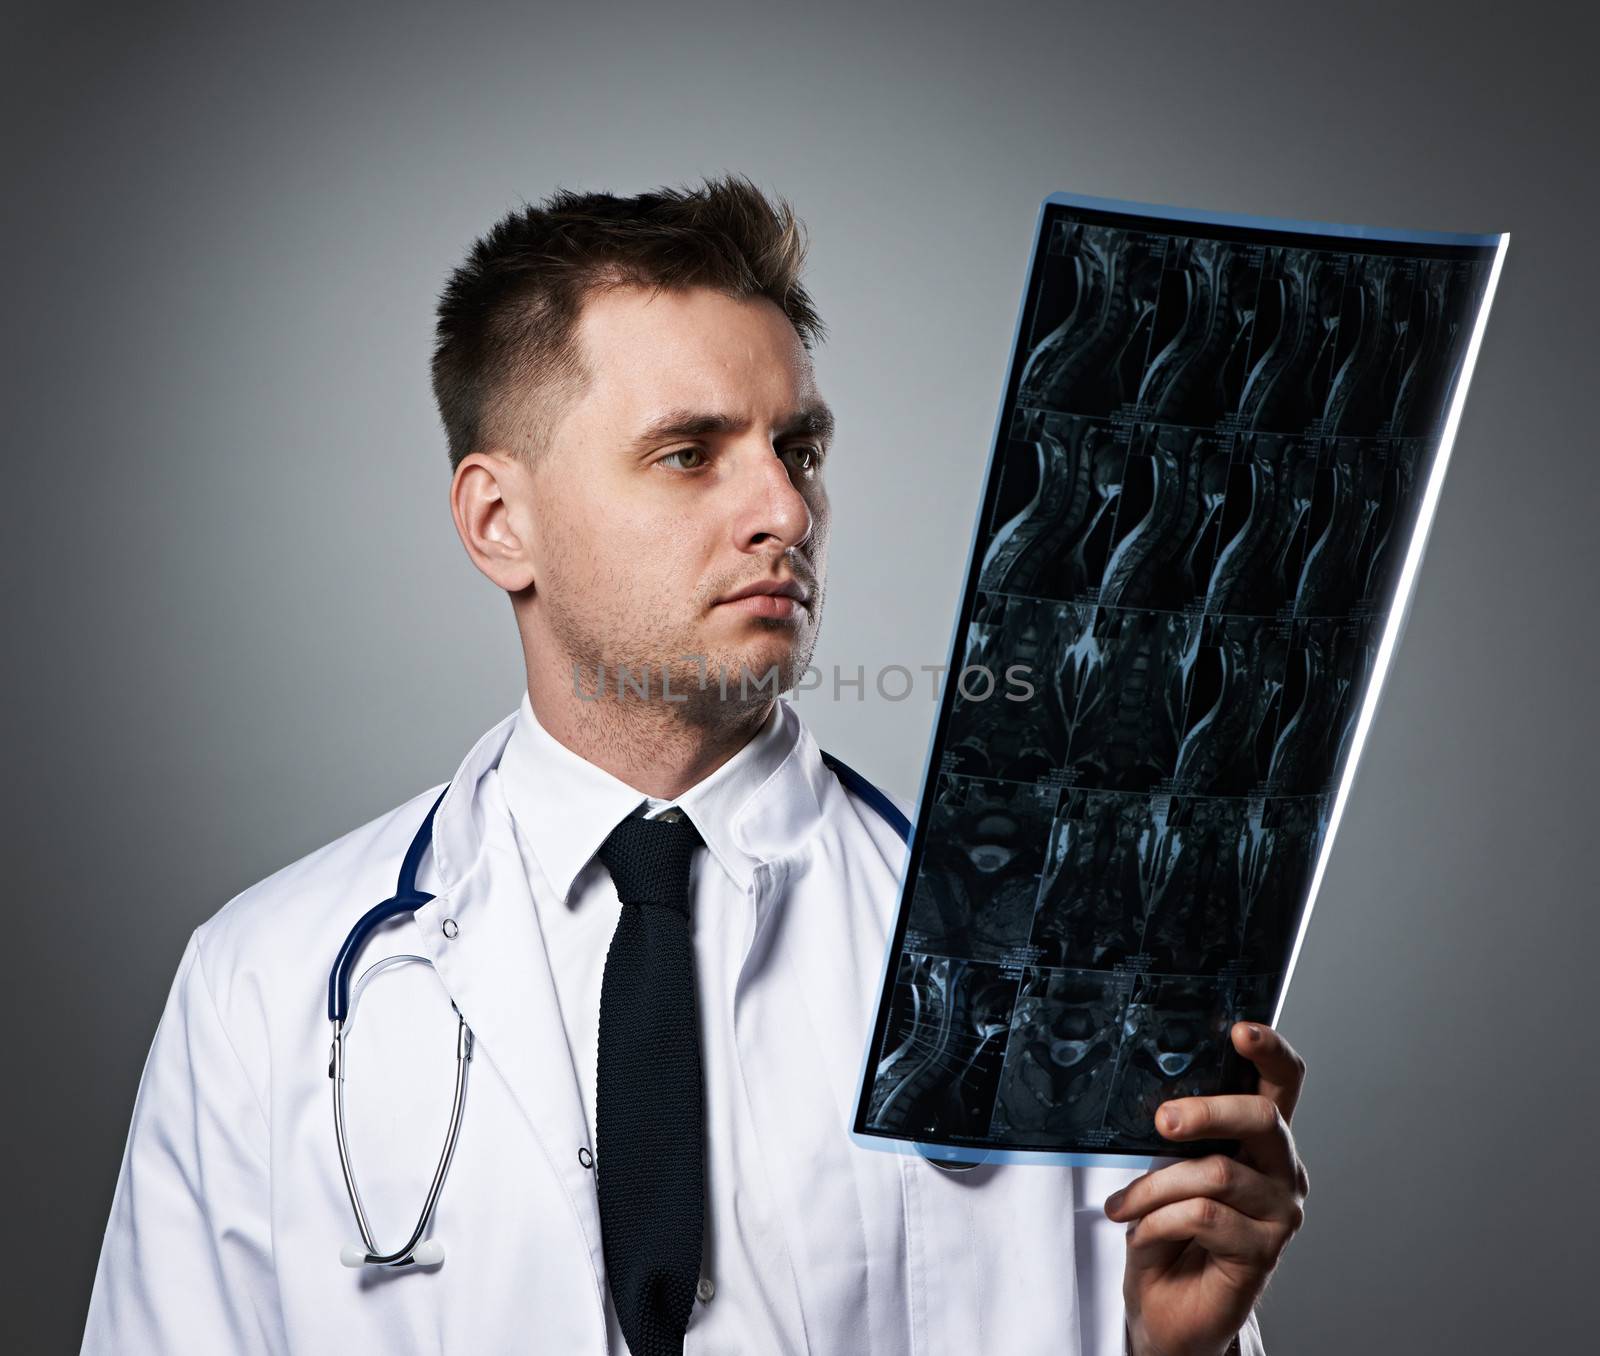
left=696, top=1275, right=715, bottom=1303
left=441, top=918, right=459, bottom=939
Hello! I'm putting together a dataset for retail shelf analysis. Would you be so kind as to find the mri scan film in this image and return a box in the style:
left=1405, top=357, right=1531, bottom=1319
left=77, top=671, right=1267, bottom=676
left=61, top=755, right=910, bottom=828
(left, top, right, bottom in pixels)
left=853, top=194, right=1507, bottom=1165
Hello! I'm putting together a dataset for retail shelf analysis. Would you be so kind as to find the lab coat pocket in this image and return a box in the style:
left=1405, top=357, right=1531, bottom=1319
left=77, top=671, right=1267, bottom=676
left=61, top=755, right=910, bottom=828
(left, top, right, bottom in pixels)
left=910, top=1155, right=1110, bottom=1355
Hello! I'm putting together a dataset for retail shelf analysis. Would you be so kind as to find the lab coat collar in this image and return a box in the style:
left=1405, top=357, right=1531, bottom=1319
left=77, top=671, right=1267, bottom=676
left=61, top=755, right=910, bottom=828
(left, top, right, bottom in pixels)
left=494, top=689, right=817, bottom=901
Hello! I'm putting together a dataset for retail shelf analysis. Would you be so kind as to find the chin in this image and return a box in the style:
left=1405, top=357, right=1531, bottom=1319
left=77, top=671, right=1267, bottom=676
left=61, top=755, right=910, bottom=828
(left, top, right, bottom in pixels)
left=709, top=631, right=813, bottom=697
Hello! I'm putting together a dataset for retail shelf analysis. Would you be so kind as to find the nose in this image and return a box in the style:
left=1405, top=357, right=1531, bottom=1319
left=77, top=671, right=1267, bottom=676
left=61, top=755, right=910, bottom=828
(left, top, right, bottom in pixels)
left=731, top=443, right=816, bottom=556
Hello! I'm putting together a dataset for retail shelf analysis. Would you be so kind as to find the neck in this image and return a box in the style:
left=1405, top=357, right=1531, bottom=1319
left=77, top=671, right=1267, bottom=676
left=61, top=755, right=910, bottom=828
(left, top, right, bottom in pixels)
left=524, top=660, right=774, bottom=802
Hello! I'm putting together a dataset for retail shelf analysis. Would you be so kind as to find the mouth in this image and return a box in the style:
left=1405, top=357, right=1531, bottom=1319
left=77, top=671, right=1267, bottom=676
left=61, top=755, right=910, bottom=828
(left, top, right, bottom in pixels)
left=713, top=576, right=812, bottom=621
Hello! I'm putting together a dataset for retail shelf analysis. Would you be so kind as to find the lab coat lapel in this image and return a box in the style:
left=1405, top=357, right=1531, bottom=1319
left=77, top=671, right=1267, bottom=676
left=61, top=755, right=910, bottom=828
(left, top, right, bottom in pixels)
left=732, top=724, right=921, bottom=1352
left=405, top=717, right=610, bottom=1328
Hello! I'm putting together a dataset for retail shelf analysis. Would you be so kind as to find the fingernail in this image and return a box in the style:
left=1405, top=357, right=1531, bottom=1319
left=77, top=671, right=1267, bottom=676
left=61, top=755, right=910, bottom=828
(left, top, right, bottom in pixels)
left=1245, top=1024, right=1261, bottom=1042
left=1105, top=1189, right=1125, bottom=1214
left=1162, top=1108, right=1182, bottom=1134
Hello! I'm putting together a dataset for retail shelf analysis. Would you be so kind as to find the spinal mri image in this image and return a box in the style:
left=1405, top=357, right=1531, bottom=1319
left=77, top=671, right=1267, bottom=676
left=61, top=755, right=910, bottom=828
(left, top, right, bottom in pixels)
left=854, top=197, right=1501, bottom=1159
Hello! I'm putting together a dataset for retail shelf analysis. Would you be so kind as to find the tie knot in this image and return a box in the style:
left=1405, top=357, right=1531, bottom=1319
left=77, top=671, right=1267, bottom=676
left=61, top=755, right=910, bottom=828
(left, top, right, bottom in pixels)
left=596, top=811, right=704, bottom=919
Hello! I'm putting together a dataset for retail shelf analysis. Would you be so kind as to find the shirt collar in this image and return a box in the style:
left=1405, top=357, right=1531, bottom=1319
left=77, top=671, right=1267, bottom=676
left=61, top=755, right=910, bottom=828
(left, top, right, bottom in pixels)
left=494, top=689, right=805, bottom=902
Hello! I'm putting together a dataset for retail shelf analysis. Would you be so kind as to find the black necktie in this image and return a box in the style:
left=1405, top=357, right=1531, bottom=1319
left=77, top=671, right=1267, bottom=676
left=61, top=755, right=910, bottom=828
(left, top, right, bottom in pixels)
left=594, top=809, right=706, bottom=1356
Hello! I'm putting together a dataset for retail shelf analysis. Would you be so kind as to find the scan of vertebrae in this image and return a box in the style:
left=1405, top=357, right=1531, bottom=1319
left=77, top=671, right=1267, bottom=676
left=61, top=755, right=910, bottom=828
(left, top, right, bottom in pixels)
left=857, top=203, right=1497, bottom=1158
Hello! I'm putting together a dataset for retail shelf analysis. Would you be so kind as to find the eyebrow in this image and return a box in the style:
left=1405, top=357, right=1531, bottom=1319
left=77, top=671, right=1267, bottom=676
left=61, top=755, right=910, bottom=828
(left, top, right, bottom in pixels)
left=629, top=403, right=836, bottom=451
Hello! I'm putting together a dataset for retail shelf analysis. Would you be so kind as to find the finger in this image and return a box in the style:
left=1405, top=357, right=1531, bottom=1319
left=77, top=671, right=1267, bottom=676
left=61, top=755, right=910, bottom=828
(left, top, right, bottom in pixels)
left=1232, top=1022, right=1307, bottom=1123
left=1104, top=1154, right=1298, bottom=1227
left=1124, top=1196, right=1283, bottom=1269
left=1156, top=1094, right=1297, bottom=1182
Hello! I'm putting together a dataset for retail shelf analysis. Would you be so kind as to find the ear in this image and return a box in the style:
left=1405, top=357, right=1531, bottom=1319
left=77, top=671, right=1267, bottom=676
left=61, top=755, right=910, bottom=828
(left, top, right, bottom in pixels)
left=450, top=451, right=537, bottom=593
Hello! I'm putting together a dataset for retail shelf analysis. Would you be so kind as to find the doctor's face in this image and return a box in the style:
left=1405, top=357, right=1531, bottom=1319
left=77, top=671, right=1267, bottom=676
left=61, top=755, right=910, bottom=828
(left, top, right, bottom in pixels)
left=518, top=283, right=831, bottom=717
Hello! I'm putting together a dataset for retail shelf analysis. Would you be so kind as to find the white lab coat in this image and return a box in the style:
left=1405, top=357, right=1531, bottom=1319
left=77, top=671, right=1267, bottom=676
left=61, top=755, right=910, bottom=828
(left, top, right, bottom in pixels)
left=81, top=699, right=1266, bottom=1355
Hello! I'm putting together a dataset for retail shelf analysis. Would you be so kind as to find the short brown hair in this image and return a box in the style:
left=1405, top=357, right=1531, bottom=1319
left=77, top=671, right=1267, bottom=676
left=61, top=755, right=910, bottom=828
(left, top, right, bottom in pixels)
left=430, top=173, right=826, bottom=471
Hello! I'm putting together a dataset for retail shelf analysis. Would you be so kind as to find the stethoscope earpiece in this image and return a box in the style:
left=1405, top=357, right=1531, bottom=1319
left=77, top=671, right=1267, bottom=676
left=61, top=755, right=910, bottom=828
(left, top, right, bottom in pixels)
left=340, top=1239, right=445, bottom=1268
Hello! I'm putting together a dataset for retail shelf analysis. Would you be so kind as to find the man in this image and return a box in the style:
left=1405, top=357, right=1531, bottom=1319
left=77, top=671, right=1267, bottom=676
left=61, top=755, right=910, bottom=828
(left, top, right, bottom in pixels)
left=82, top=175, right=1307, bottom=1355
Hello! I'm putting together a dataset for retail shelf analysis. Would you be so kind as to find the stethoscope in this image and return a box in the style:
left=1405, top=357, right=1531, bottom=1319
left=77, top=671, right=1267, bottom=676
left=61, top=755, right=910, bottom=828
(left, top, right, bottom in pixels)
left=327, top=749, right=912, bottom=1268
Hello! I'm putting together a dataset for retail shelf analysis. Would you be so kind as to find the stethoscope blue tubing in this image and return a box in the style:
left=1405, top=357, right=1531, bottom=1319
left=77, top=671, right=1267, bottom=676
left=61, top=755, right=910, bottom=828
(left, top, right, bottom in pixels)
left=327, top=749, right=910, bottom=1023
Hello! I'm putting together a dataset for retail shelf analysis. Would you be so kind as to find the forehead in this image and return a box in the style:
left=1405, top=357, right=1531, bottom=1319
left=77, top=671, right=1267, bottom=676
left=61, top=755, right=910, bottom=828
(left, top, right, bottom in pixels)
left=570, top=283, right=817, bottom=421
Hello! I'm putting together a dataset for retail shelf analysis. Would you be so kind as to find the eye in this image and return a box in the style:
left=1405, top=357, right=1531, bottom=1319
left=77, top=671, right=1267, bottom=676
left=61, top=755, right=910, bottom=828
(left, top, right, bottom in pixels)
left=784, top=444, right=825, bottom=474
left=659, top=446, right=709, bottom=470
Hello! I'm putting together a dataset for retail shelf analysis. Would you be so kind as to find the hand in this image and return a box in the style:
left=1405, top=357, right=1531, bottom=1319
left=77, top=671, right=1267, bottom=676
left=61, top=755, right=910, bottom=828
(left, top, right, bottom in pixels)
left=1105, top=1022, right=1309, bottom=1356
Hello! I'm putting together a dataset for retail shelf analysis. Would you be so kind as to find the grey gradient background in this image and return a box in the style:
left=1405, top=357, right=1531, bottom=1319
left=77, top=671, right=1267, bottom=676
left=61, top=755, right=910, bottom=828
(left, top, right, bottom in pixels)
left=6, top=1, right=1596, bottom=1350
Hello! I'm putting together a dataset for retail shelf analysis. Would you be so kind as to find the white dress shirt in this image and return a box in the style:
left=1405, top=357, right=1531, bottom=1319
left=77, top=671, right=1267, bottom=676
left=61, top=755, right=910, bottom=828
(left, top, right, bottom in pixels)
left=81, top=693, right=1267, bottom=1355
left=495, top=691, right=805, bottom=1352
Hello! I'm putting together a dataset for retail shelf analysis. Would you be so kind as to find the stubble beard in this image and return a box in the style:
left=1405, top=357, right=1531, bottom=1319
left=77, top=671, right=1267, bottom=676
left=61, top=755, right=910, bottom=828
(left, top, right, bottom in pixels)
left=548, top=594, right=822, bottom=737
